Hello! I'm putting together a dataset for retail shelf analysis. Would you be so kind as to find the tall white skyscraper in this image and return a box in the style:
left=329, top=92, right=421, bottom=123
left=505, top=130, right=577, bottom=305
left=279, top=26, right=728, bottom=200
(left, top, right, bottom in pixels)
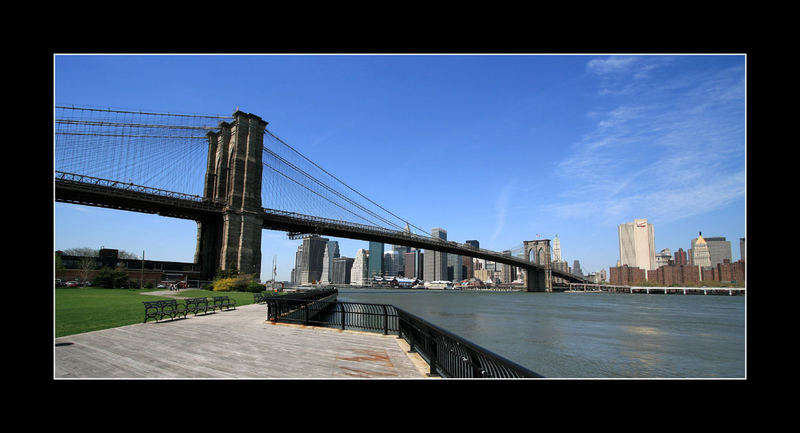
left=553, top=234, right=562, bottom=262
left=319, top=241, right=339, bottom=285
left=618, top=218, right=656, bottom=271
left=350, top=248, right=369, bottom=286
left=691, top=233, right=712, bottom=268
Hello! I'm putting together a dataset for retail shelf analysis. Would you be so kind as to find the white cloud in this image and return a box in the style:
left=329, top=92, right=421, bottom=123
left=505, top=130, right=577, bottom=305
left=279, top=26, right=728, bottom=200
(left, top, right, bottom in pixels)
left=490, top=181, right=515, bottom=242
left=550, top=57, right=745, bottom=226
left=587, top=56, right=638, bottom=74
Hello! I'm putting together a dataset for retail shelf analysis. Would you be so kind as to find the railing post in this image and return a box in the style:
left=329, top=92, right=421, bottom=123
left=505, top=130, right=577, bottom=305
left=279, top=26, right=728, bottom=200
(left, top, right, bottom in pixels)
left=304, top=303, right=308, bottom=325
left=341, top=304, right=346, bottom=330
left=428, top=334, right=438, bottom=377
left=382, top=304, right=388, bottom=335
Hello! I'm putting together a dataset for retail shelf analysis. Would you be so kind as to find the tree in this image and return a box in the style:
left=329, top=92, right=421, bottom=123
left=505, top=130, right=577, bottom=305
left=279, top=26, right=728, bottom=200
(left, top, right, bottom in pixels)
left=63, top=247, right=99, bottom=257
left=55, top=252, right=65, bottom=279
left=78, top=256, right=96, bottom=283
left=92, top=266, right=129, bottom=288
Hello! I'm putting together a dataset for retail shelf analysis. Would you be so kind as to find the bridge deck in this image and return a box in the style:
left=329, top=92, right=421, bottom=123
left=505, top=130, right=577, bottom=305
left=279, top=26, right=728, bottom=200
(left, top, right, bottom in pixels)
left=54, top=303, right=429, bottom=379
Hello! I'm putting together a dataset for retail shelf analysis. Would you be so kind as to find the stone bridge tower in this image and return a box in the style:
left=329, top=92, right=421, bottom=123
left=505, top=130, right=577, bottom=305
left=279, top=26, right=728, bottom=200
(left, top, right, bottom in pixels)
left=194, top=110, right=268, bottom=279
left=523, top=239, right=552, bottom=292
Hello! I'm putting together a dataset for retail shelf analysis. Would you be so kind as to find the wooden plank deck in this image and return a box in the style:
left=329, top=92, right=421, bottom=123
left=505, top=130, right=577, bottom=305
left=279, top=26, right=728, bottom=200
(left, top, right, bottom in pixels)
left=54, top=303, right=430, bottom=379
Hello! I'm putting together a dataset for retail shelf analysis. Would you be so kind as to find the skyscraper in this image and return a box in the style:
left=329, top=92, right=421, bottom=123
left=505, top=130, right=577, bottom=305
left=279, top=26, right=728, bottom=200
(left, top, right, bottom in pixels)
left=674, top=248, right=688, bottom=265
left=703, top=236, right=732, bottom=267
left=319, top=241, right=339, bottom=285
left=447, top=252, right=462, bottom=282
left=368, top=241, right=384, bottom=277
left=692, top=233, right=712, bottom=268
left=740, top=238, right=745, bottom=262
left=572, top=259, right=583, bottom=277
left=292, top=243, right=304, bottom=285
left=332, top=257, right=354, bottom=284
left=424, top=227, right=447, bottom=282
left=552, top=235, right=563, bottom=262
left=350, top=249, right=369, bottom=286
left=618, top=218, right=656, bottom=271
left=299, top=236, right=329, bottom=285
left=464, top=240, right=479, bottom=279
left=383, top=250, right=402, bottom=276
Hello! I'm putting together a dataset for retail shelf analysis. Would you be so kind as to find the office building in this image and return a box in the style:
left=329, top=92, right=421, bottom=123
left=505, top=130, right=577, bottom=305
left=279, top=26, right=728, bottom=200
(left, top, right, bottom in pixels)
left=447, top=252, right=463, bottom=282
left=703, top=236, right=732, bottom=267
left=691, top=233, right=712, bottom=268
left=404, top=249, right=423, bottom=280
left=383, top=250, right=403, bottom=277
left=319, top=241, right=340, bottom=285
left=350, top=249, right=369, bottom=286
left=655, top=248, right=673, bottom=268
left=462, top=256, right=473, bottom=279
left=618, top=218, right=656, bottom=271
left=299, top=236, right=329, bottom=285
left=572, top=259, right=583, bottom=277
left=292, top=244, right=303, bottom=285
left=740, top=238, right=745, bottom=262
left=332, top=257, right=354, bottom=284
left=674, top=248, right=688, bottom=265
left=423, top=227, right=447, bottom=282
left=368, top=241, right=384, bottom=277
left=552, top=235, right=563, bottom=262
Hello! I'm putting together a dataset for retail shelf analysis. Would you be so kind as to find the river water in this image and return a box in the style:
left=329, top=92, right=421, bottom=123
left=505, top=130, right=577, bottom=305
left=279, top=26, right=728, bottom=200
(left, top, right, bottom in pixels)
left=336, top=288, right=746, bottom=379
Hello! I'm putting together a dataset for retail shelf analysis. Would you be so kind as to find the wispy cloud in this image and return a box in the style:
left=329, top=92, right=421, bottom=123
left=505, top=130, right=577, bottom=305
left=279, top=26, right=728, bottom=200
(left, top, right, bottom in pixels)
left=549, top=56, right=745, bottom=226
left=586, top=56, right=639, bottom=74
left=490, top=181, right=515, bottom=243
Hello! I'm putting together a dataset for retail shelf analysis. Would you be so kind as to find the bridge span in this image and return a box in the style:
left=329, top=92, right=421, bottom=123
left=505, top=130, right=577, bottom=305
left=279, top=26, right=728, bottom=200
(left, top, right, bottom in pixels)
left=55, top=171, right=585, bottom=288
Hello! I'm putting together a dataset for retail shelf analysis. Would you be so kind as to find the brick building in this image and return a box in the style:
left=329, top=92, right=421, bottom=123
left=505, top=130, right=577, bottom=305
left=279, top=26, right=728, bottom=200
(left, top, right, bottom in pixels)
left=647, top=260, right=744, bottom=286
left=650, top=264, right=700, bottom=286
left=609, top=264, right=647, bottom=285
left=56, top=249, right=203, bottom=286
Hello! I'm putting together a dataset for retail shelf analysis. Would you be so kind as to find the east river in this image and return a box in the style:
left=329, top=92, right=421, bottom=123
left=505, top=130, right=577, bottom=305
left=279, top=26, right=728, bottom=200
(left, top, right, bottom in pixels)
left=336, top=288, right=746, bottom=378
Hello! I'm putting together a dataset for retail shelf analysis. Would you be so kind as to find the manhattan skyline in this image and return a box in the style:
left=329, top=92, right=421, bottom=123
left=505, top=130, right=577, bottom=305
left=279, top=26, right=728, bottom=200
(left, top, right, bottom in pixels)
left=53, top=54, right=746, bottom=282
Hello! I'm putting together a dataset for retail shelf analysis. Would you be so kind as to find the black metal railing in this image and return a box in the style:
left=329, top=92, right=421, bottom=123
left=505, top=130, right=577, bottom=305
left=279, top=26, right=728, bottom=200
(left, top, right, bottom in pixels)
left=396, top=307, right=542, bottom=378
left=264, top=295, right=542, bottom=378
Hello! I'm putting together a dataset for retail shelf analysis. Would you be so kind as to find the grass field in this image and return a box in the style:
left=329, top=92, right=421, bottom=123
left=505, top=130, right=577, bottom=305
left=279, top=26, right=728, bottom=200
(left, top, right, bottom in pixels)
left=54, top=287, right=268, bottom=337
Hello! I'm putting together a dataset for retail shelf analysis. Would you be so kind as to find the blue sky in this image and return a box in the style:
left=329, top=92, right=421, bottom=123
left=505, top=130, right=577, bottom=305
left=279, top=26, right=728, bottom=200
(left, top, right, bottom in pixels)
left=54, top=54, right=746, bottom=281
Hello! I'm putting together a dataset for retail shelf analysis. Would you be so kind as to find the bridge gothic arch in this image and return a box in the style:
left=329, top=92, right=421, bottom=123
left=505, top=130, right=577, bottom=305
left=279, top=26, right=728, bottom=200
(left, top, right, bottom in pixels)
left=522, top=239, right=552, bottom=292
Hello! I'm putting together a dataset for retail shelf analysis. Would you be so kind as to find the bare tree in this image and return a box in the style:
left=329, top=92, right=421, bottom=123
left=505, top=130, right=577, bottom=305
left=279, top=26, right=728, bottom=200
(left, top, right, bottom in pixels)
left=78, top=256, right=96, bottom=283
left=63, top=247, right=99, bottom=257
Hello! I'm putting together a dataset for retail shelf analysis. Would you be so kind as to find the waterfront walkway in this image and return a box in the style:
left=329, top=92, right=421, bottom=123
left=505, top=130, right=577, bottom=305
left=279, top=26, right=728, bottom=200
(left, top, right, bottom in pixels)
left=54, top=302, right=429, bottom=379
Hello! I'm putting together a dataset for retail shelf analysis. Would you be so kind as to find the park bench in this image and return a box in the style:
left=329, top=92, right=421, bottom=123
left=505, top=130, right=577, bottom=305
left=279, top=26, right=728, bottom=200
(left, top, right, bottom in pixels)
left=213, top=295, right=237, bottom=311
left=184, top=297, right=214, bottom=316
left=142, top=299, right=188, bottom=323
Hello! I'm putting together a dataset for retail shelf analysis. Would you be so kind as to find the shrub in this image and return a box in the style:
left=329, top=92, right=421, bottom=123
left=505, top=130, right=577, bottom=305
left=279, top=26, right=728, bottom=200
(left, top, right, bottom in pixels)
left=212, top=274, right=264, bottom=292
left=212, top=277, right=236, bottom=292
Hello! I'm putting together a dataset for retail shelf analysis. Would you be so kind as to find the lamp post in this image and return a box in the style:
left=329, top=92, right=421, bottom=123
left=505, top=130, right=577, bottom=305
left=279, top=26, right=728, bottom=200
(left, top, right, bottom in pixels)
left=140, top=250, right=145, bottom=290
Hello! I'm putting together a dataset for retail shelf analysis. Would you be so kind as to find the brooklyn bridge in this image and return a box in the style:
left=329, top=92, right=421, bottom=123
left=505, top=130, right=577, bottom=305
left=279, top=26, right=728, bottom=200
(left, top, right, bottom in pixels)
left=54, top=105, right=588, bottom=291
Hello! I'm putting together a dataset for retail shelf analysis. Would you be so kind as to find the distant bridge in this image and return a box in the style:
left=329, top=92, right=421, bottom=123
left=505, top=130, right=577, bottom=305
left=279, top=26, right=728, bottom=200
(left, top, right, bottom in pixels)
left=54, top=105, right=587, bottom=290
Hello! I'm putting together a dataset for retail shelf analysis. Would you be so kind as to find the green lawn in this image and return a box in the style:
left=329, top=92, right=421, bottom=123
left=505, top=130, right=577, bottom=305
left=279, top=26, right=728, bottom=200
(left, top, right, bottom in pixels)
left=55, top=287, right=265, bottom=338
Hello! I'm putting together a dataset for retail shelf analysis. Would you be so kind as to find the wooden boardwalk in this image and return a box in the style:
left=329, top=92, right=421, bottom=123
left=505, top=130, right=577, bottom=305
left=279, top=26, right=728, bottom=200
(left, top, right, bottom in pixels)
left=54, top=303, right=430, bottom=379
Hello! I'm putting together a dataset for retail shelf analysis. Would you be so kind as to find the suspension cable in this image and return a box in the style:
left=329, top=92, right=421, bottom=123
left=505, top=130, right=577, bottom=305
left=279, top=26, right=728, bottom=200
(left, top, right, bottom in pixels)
left=265, top=129, right=432, bottom=237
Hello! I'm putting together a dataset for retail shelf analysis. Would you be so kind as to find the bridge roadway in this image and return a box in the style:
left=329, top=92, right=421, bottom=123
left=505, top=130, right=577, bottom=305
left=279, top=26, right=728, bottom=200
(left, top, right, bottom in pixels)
left=54, top=172, right=586, bottom=284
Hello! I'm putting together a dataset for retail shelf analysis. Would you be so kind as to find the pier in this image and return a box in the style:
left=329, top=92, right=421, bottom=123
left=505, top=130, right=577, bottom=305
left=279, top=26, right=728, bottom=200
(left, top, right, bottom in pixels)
left=567, top=283, right=744, bottom=296
left=54, top=303, right=429, bottom=379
